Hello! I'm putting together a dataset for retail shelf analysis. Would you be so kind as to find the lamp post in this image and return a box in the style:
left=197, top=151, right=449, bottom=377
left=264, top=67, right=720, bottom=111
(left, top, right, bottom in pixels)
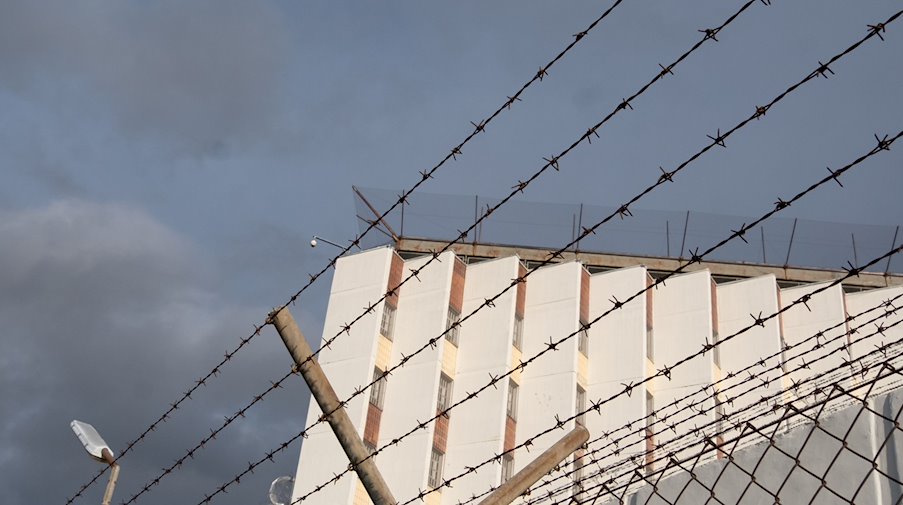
left=70, top=420, right=120, bottom=505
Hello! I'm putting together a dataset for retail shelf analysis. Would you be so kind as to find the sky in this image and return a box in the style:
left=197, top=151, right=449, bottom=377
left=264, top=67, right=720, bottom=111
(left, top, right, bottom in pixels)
left=1, top=1, right=901, bottom=504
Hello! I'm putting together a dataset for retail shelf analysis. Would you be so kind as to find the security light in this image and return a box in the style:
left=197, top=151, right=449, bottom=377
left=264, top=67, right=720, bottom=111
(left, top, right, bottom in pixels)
left=70, top=419, right=121, bottom=505
left=71, top=420, right=113, bottom=463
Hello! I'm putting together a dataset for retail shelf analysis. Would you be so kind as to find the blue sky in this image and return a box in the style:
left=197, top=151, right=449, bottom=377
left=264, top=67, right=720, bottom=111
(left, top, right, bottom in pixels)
left=1, top=1, right=901, bottom=504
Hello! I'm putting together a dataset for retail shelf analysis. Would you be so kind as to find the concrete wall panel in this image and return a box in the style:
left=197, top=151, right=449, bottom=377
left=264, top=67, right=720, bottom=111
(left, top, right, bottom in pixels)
left=587, top=266, right=648, bottom=469
left=716, top=275, right=783, bottom=423
left=379, top=252, right=455, bottom=501
left=780, top=282, right=848, bottom=402
left=445, top=256, right=520, bottom=503
left=293, top=247, right=394, bottom=503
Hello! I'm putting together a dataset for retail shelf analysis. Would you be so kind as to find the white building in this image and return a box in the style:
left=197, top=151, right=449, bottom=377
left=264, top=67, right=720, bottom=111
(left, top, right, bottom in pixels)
left=290, top=240, right=903, bottom=505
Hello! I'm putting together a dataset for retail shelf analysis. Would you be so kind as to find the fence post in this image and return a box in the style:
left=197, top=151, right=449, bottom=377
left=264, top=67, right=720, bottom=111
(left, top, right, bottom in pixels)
left=268, top=307, right=397, bottom=505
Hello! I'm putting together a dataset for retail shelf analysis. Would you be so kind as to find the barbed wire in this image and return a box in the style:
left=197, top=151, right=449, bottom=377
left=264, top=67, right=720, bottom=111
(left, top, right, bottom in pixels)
left=191, top=11, right=899, bottom=503
left=102, top=6, right=897, bottom=504
left=519, top=304, right=903, bottom=505
left=458, top=291, right=902, bottom=504
left=64, top=1, right=636, bottom=502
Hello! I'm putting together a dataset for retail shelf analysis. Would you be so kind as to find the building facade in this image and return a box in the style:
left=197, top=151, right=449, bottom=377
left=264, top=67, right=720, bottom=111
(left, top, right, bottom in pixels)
left=290, top=244, right=903, bottom=505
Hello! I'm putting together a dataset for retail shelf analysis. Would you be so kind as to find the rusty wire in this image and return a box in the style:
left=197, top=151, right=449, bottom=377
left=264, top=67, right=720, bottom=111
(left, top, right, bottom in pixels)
left=85, top=5, right=897, bottom=505
left=65, top=2, right=633, bottom=503
left=181, top=10, right=900, bottom=503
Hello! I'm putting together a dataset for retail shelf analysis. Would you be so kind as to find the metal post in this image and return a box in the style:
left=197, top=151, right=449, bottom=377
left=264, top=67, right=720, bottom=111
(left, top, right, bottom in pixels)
left=886, top=226, right=900, bottom=274
left=760, top=226, right=767, bottom=264
left=353, top=186, right=400, bottom=242
left=571, top=213, right=577, bottom=246
left=852, top=233, right=859, bottom=268
left=473, top=195, right=480, bottom=245
left=268, top=307, right=397, bottom=505
left=679, top=210, right=690, bottom=259
left=574, top=203, right=584, bottom=252
left=479, top=426, right=589, bottom=505
left=100, top=449, right=120, bottom=505
left=784, top=218, right=798, bottom=268
left=666, top=220, right=670, bottom=257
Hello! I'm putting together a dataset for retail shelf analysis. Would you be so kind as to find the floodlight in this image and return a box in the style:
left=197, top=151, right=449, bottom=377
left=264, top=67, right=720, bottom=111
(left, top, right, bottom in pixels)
left=70, top=419, right=121, bottom=505
left=71, top=420, right=113, bottom=463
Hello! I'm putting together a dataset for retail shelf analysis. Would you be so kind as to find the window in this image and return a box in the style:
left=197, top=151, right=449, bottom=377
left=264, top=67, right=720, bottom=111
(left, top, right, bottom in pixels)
left=780, top=333, right=788, bottom=373
left=712, top=327, right=721, bottom=368
left=501, top=454, right=514, bottom=484
left=428, top=449, right=445, bottom=488
left=437, top=373, right=453, bottom=414
left=578, top=319, right=589, bottom=357
left=370, top=368, right=386, bottom=409
left=646, top=281, right=654, bottom=361
left=446, top=307, right=460, bottom=346
left=575, top=386, right=586, bottom=426
left=507, top=381, right=519, bottom=421
left=645, top=390, right=655, bottom=473
left=380, top=305, right=396, bottom=341
left=512, top=315, right=524, bottom=350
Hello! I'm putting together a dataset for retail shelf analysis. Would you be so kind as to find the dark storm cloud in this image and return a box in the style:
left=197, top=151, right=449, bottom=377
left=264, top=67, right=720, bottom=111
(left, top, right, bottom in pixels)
left=0, top=201, right=304, bottom=504
left=0, top=0, right=299, bottom=156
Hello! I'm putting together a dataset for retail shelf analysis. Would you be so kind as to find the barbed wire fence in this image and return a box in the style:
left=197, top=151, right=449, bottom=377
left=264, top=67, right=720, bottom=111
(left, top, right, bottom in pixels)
left=60, top=4, right=900, bottom=505
left=172, top=10, right=901, bottom=504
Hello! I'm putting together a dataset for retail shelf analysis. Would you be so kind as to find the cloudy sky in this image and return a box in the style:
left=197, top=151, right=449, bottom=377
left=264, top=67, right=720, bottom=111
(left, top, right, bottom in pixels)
left=1, top=1, right=901, bottom=504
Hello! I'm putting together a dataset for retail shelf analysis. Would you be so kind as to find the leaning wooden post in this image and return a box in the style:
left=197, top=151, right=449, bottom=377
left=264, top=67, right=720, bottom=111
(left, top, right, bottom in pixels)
left=268, top=306, right=397, bottom=505
left=479, top=425, right=589, bottom=505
